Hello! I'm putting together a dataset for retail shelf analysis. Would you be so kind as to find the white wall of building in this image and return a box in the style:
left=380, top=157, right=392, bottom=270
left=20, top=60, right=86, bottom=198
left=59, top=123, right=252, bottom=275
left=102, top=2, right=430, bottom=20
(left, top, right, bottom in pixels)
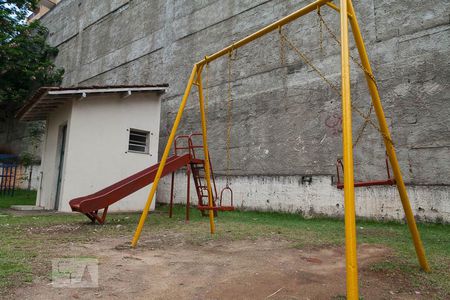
left=37, top=92, right=161, bottom=212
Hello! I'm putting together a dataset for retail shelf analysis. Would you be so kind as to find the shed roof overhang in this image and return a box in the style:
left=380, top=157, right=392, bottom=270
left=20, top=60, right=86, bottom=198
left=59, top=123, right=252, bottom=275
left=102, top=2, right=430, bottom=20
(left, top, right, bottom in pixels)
left=16, top=84, right=168, bottom=121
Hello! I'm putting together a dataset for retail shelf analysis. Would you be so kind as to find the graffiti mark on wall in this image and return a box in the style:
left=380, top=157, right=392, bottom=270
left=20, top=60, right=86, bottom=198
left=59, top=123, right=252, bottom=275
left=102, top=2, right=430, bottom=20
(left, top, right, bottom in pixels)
left=325, top=114, right=342, bottom=136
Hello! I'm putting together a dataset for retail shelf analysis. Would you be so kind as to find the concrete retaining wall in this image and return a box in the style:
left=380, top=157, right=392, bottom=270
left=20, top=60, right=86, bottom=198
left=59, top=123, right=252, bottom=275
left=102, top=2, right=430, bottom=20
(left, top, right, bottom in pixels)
left=40, top=0, right=450, bottom=221
left=158, top=171, right=450, bottom=223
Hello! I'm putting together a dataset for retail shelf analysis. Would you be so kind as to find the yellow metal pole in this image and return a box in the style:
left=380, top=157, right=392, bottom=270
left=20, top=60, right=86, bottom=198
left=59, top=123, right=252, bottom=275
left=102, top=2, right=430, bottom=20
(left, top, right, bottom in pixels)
left=340, top=0, right=359, bottom=299
left=196, top=67, right=216, bottom=234
left=347, top=0, right=430, bottom=272
left=131, top=65, right=198, bottom=247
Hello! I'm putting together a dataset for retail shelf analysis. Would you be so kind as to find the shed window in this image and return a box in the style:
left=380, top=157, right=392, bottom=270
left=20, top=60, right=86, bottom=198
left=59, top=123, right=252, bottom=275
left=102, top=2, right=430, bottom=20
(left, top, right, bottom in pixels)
left=128, top=129, right=149, bottom=153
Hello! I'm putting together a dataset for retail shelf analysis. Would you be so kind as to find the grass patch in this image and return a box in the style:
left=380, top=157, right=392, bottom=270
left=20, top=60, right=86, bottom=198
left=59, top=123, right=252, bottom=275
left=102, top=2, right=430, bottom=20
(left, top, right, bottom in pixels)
left=0, top=203, right=449, bottom=298
left=0, top=189, right=37, bottom=208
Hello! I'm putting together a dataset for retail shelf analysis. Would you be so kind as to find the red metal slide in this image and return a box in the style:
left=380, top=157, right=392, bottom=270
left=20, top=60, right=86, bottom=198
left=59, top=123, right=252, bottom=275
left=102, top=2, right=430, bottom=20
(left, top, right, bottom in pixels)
left=69, top=153, right=191, bottom=224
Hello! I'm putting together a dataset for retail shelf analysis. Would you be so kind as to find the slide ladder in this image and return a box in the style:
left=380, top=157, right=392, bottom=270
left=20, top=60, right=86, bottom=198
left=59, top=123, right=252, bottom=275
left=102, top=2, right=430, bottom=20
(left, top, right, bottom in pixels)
left=173, top=134, right=234, bottom=214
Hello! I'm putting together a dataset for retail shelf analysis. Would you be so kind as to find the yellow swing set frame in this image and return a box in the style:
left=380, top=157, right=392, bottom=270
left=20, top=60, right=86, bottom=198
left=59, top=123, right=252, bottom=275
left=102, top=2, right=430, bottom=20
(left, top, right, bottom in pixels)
left=131, top=1, right=430, bottom=298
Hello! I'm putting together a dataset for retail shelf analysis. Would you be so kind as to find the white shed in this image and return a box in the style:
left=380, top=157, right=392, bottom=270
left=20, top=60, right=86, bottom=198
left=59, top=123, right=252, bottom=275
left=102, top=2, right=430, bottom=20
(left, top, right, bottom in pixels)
left=17, top=85, right=167, bottom=212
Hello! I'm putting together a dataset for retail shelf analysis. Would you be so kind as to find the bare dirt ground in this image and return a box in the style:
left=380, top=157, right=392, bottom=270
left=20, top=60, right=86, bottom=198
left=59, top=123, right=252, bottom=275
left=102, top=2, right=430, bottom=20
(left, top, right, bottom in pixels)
left=11, top=233, right=429, bottom=300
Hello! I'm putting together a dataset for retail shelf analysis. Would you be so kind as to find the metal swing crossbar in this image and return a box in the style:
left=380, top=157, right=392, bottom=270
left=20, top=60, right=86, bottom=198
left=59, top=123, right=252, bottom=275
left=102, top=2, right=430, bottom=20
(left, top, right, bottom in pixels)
left=131, top=1, right=430, bottom=299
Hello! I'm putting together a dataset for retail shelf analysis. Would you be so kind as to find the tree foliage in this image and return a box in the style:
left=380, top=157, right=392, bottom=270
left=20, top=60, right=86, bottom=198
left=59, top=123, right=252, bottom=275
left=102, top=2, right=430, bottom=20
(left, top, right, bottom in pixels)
left=0, top=0, right=64, bottom=115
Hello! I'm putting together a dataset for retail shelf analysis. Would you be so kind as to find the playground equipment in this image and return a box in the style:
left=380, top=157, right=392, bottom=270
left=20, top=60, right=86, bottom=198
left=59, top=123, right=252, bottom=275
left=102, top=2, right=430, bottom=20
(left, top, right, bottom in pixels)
left=69, top=133, right=233, bottom=224
left=69, top=153, right=191, bottom=223
left=336, top=153, right=396, bottom=189
left=130, top=1, right=430, bottom=299
left=169, top=133, right=234, bottom=221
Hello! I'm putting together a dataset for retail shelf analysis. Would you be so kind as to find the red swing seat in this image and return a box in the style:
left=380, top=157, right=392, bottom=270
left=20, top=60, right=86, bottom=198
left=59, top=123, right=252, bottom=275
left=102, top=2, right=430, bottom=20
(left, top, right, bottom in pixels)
left=336, top=154, right=396, bottom=189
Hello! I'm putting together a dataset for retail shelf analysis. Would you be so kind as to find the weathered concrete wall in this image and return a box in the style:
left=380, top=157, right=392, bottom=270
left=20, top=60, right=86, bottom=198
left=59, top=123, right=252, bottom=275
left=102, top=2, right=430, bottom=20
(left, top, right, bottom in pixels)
left=40, top=0, right=450, bottom=221
left=159, top=171, right=450, bottom=223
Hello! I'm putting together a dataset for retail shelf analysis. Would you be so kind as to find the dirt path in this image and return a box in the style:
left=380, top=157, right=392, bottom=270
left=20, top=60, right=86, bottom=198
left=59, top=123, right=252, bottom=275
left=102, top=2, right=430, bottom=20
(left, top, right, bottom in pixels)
left=12, top=235, right=426, bottom=299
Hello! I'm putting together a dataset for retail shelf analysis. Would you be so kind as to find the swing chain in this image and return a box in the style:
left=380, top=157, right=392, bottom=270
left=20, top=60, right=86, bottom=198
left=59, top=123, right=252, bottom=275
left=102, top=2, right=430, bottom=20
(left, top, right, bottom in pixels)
left=317, top=12, right=378, bottom=86
left=278, top=26, right=289, bottom=110
left=279, top=26, right=287, bottom=66
left=278, top=27, right=394, bottom=147
left=317, top=6, right=324, bottom=56
left=352, top=104, right=373, bottom=147
left=316, top=9, right=392, bottom=147
left=225, top=50, right=234, bottom=187
left=279, top=28, right=341, bottom=94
